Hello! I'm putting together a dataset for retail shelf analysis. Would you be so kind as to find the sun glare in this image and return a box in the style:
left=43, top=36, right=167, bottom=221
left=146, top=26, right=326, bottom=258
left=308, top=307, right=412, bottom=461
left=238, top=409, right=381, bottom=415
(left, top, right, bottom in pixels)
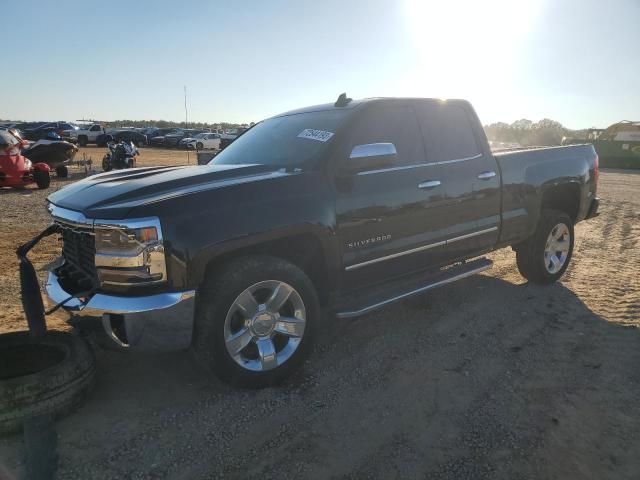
left=402, top=0, right=542, bottom=101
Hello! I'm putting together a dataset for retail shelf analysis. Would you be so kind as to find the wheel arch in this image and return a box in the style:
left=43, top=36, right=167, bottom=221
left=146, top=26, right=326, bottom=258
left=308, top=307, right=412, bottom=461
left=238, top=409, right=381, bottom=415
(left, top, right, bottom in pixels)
left=540, top=181, right=581, bottom=223
left=191, top=229, right=337, bottom=306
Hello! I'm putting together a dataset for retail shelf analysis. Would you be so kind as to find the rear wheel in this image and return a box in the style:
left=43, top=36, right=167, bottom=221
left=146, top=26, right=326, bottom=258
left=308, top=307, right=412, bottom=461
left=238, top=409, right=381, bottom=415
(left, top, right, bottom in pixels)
left=193, top=256, right=318, bottom=388
left=33, top=170, right=50, bottom=189
left=516, top=209, right=574, bottom=284
left=102, top=155, right=112, bottom=172
left=78, top=136, right=88, bottom=147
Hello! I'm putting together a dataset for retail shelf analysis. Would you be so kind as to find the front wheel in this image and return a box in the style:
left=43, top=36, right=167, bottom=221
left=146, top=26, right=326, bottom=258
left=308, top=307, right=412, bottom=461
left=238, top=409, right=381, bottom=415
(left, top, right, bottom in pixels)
left=516, top=209, right=574, bottom=284
left=196, top=142, right=204, bottom=150
left=193, top=256, right=318, bottom=388
left=33, top=170, right=50, bottom=189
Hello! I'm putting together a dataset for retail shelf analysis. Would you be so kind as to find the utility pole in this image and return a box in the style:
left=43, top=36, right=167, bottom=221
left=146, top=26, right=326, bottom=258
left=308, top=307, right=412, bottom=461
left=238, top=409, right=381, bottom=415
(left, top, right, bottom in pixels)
left=184, top=85, right=189, bottom=165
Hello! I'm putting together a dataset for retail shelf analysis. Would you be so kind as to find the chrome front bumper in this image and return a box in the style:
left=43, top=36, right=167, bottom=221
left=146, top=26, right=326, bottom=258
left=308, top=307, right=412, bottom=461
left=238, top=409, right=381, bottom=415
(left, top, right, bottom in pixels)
left=45, top=270, right=196, bottom=351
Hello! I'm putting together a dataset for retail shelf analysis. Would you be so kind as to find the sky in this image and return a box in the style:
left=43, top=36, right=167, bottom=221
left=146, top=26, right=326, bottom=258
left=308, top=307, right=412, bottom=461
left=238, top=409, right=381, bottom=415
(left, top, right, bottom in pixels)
left=2, top=0, right=639, bottom=129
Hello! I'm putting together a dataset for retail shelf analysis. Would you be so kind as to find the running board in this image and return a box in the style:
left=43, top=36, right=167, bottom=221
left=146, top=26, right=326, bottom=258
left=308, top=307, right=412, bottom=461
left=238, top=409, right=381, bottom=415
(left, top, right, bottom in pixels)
left=335, top=258, right=493, bottom=319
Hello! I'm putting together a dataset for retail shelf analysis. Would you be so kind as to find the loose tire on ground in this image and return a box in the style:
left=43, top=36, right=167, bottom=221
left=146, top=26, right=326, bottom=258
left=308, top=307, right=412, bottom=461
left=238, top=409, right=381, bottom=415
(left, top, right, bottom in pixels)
left=33, top=170, right=50, bottom=189
left=0, top=331, right=96, bottom=435
left=193, top=255, right=319, bottom=388
left=516, top=209, right=574, bottom=284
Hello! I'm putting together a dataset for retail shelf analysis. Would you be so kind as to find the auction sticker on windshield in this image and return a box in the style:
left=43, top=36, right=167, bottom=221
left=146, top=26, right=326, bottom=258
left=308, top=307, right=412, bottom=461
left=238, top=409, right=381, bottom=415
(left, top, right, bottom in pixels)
left=298, top=129, right=335, bottom=142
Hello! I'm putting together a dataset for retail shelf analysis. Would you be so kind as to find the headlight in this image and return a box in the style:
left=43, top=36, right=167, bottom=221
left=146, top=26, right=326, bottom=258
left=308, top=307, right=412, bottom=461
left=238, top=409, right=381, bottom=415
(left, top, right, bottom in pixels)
left=94, top=218, right=167, bottom=288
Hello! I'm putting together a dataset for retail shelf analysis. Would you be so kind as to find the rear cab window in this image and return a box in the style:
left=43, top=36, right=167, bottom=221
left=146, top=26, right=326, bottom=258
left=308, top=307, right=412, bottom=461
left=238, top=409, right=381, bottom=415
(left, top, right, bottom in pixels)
left=415, top=103, right=481, bottom=162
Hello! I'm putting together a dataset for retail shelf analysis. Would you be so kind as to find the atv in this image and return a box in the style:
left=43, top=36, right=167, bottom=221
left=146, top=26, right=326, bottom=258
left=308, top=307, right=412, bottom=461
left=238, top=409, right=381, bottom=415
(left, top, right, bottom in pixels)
left=0, top=128, right=50, bottom=189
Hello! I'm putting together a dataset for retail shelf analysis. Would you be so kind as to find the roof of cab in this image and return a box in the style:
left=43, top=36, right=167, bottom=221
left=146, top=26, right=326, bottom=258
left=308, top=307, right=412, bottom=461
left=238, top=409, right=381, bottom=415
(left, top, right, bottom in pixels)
left=275, top=97, right=473, bottom=117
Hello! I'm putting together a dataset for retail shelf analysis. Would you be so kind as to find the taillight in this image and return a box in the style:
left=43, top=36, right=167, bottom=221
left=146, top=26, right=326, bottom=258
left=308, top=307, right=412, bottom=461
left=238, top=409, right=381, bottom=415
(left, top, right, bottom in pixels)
left=594, top=154, right=599, bottom=191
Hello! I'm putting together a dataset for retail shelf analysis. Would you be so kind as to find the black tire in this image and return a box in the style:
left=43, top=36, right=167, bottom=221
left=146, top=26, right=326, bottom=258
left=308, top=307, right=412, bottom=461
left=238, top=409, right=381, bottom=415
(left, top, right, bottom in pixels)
left=78, top=136, right=88, bottom=147
left=55, top=165, right=68, bottom=178
left=193, top=256, right=319, bottom=388
left=0, top=331, right=96, bottom=435
left=33, top=170, right=50, bottom=189
left=516, top=209, right=574, bottom=284
left=196, top=142, right=204, bottom=150
left=102, top=155, right=112, bottom=172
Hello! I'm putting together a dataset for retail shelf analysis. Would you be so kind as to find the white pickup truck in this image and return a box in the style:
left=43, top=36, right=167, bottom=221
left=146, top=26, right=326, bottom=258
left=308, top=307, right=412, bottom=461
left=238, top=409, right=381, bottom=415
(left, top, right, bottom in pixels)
left=69, top=124, right=106, bottom=146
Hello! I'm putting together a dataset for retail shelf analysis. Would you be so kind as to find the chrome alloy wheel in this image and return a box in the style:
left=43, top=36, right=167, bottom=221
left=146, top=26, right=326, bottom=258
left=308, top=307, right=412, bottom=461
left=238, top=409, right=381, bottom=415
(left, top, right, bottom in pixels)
left=544, top=223, right=571, bottom=274
left=224, top=280, right=306, bottom=372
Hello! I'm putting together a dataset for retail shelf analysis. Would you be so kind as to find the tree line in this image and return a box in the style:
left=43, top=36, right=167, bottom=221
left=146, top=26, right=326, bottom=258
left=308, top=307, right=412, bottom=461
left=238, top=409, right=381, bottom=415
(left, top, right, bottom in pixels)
left=483, top=119, right=591, bottom=147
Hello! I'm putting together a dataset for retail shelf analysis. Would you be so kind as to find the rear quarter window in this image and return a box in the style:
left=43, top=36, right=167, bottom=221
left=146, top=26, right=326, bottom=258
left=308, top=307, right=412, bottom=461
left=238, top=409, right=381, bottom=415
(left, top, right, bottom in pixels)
left=416, top=104, right=481, bottom=162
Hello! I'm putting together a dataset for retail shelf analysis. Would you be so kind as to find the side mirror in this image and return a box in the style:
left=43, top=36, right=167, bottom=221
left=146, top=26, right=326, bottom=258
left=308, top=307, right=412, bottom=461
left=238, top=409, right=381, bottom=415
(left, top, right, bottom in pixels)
left=346, top=143, right=398, bottom=174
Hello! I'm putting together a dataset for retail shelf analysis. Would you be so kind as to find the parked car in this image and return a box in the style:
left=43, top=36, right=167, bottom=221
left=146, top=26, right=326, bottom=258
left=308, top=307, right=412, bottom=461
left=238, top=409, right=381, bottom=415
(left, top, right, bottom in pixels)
left=19, top=122, right=75, bottom=141
left=0, top=128, right=50, bottom=189
left=219, top=127, right=248, bottom=150
left=41, top=95, right=599, bottom=388
left=180, top=132, right=221, bottom=150
left=96, top=130, right=147, bottom=147
left=12, top=122, right=47, bottom=135
left=163, top=129, right=207, bottom=148
left=149, top=128, right=180, bottom=147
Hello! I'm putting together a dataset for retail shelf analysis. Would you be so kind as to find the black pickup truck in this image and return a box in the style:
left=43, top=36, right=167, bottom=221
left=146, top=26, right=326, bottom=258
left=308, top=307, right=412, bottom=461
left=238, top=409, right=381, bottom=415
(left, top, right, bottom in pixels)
left=43, top=95, right=599, bottom=387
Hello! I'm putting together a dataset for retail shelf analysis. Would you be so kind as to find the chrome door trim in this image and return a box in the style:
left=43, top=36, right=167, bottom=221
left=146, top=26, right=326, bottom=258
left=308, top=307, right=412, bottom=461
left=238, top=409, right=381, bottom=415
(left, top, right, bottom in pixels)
left=446, top=226, right=498, bottom=244
left=418, top=180, right=441, bottom=189
left=345, top=226, right=498, bottom=271
left=477, top=171, right=497, bottom=179
left=357, top=163, right=431, bottom=176
left=356, top=153, right=483, bottom=176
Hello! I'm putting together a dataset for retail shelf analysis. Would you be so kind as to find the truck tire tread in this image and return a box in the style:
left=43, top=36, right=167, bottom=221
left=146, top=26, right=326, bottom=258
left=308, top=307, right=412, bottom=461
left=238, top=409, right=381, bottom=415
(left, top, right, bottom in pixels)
left=516, top=209, right=574, bottom=284
left=192, top=255, right=319, bottom=388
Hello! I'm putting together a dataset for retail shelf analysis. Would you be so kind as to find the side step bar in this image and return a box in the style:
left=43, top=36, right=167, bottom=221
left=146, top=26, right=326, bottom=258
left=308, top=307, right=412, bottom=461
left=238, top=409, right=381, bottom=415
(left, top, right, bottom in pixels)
left=335, top=258, right=493, bottom=319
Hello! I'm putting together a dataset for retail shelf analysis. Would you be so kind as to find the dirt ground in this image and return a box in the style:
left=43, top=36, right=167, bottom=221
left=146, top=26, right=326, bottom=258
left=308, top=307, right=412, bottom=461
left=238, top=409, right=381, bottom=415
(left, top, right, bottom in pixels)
left=1, top=153, right=639, bottom=479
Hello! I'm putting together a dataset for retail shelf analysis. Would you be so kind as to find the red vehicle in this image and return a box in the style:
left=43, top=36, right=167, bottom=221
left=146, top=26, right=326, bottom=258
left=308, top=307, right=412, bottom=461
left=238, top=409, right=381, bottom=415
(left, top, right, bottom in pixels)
left=0, top=128, right=50, bottom=189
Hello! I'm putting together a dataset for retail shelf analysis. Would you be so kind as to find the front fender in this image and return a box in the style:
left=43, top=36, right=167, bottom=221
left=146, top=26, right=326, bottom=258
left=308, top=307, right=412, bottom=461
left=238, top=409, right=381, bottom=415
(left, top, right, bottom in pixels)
left=33, top=163, right=51, bottom=172
left=185, top=224, right=340, bottom=291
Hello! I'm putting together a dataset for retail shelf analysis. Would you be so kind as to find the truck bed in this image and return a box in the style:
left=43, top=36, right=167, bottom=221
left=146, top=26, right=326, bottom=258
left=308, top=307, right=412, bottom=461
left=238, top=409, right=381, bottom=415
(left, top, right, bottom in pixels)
left=493, top=143, right=598, bottom=247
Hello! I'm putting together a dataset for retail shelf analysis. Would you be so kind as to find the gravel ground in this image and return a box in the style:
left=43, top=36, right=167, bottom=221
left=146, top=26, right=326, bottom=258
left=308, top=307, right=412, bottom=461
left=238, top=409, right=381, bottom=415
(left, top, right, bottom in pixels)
left=1, top=163, right=639, bottom=479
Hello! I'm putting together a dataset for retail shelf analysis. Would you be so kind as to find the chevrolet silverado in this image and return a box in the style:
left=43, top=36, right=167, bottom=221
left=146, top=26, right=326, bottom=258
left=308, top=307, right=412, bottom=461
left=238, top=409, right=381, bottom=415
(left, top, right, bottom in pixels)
left=41, top=95, right=600, bottom=387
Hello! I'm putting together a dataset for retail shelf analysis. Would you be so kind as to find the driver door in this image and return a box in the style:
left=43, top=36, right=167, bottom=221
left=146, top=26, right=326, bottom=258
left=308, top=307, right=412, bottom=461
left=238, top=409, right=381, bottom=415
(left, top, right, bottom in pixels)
left=335, top=103, right=449, bottom=292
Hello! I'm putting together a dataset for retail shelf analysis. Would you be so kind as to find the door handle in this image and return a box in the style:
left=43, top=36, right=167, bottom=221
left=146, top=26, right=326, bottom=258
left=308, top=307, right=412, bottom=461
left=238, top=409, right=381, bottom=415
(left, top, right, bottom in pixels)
left=477, top=171, right=496, bottom=180
left=418, top=180, right=441, bottom=189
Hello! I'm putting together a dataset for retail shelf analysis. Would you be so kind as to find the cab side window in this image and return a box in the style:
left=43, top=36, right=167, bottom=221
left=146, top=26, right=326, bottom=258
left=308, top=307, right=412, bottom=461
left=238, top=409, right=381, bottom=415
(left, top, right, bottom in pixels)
left=348, top=104, right=425, bottom=167
left=416, top=104, right=481, bottom=162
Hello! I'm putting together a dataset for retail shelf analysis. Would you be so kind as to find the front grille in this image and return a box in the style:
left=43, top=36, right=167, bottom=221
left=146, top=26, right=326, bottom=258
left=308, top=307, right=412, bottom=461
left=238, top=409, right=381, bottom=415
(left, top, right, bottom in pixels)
left=57, top=223, right=98, bottom=292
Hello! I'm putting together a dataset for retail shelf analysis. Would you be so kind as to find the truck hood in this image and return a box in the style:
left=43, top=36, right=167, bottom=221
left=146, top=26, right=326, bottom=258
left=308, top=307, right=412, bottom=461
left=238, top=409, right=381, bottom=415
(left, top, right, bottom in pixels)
left=48, top=164, right=294, bottom=219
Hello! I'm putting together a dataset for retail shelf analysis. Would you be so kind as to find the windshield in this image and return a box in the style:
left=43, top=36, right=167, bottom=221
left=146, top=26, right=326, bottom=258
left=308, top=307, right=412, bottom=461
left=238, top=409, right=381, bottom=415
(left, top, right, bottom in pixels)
left=192, top=133, right=206, bottom=139
left=212, top=110, right=348, bottom=168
